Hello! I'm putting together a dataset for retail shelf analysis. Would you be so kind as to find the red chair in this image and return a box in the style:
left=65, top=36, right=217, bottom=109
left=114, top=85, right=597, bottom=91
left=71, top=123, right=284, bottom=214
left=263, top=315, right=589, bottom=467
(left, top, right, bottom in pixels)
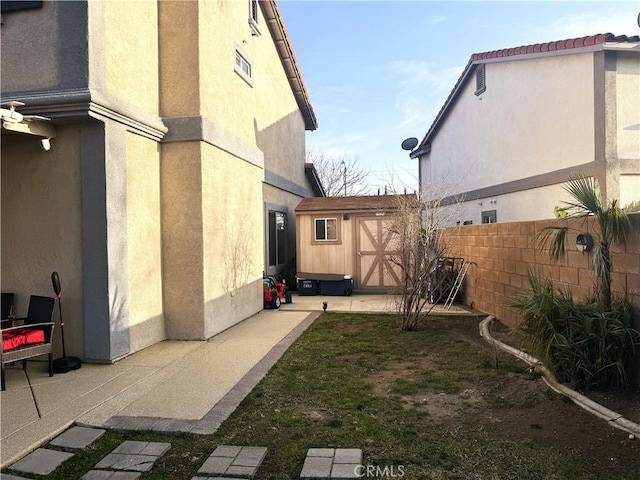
left=1, top=295, right=55, bottom=391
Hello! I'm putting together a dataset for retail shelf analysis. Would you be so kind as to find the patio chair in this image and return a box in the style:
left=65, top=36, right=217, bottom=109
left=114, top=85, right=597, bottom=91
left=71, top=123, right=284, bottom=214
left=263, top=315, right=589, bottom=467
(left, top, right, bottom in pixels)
left=1, top=292, right=14, bottom=328
left=1, top=295, right=56, bottom=391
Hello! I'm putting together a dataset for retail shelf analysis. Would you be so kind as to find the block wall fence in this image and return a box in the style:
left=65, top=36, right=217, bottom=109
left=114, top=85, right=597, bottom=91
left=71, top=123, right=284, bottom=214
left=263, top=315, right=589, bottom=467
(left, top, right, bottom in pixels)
left=444, top=213, right=640, bottom=329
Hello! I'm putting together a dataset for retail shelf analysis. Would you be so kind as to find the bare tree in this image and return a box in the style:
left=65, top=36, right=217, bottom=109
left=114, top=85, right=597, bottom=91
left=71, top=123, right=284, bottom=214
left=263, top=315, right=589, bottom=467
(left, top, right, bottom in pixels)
left=385, top=182, right=461, bottom=330
left=307, top=150, right=369, bottom=197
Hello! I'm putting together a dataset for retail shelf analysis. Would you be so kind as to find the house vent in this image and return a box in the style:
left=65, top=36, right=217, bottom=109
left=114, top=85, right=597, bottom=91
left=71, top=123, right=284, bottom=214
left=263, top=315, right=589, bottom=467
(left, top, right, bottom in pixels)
left=475, top=64, right=486, bottom=96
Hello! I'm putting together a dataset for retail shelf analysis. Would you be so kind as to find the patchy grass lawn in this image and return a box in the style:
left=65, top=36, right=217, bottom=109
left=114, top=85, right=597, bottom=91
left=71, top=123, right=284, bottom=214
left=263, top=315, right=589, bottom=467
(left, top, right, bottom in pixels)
left=6, top=313, right=640, bottom=479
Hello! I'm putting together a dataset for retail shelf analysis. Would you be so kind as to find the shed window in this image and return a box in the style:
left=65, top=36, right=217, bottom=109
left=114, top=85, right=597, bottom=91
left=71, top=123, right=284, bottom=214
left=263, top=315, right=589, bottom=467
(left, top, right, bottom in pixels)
left=315, top=218, right=337, bottom=241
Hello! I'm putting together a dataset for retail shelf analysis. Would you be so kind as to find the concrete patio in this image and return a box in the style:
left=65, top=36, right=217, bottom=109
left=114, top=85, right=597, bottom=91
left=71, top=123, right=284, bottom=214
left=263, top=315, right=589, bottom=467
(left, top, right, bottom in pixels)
left=1, top=293, right=472, bottom=468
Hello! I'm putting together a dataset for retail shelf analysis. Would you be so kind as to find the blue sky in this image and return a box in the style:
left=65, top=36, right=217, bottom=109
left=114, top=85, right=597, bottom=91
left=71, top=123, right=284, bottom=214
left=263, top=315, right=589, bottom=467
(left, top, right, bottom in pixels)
left=278, top=1, right=640, bottom=193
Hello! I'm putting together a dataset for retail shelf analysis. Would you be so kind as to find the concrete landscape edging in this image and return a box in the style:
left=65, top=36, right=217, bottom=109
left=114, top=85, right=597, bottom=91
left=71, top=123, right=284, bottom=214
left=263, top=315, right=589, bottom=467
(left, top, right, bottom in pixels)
left=479, top=315, right=640, bottom=438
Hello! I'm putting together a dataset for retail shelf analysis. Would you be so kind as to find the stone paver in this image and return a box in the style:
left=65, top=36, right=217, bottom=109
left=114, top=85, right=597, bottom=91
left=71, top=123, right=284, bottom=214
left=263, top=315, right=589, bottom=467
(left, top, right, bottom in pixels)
left=81, top=471, right=142, bottom=480
left=112, top=440, right=171, bottom=456
left=300, top=448, right=362, bottom=480
left=94, top=441, right=171, bottom=472
left=191, top=477, right=240, bottom=480
left=197, top=445, right=267, bottom=478
left=50, top=426, right=106, bottom=449
left=95, top=454, right=159, bottom=472
left=1, top=474, right=32, bottom=480
left=9, top=448, right=74, bottom=476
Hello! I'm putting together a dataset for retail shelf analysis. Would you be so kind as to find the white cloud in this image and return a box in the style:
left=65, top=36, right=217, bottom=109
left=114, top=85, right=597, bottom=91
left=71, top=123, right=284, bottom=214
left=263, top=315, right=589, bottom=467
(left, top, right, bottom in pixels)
left=377, top=60, right=464, bottom=132
left=427, top=15, right=447, bottom=25
left=528, top=7, right=639, bottom=43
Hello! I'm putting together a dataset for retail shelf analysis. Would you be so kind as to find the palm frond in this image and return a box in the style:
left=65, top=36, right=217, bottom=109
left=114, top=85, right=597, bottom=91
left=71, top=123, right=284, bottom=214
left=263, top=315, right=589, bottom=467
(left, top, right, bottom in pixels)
left=604, top=200, right=631, bottom=246
left=537, top=226, right=568, bottom=262
left=564, top=175, right=602, bottom=216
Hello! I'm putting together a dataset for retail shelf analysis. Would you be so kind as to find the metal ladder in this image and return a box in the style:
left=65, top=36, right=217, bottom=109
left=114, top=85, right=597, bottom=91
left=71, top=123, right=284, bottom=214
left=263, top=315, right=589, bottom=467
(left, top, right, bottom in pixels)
left=444, top=261, right=475, bottom=310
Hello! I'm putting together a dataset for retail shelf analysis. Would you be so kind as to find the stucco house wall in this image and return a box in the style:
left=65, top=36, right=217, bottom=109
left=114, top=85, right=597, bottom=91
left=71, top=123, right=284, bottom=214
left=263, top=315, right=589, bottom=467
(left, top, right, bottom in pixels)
left=415, top=34, right=640, bottom=225
left=1, top=0, right=317, bottom=363
left=1, top=126, right=84, bottom=359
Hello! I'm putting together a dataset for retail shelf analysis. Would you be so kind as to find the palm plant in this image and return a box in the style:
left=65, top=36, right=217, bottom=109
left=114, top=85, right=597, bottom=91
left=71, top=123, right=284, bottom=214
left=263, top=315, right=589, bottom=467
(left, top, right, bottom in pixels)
left=537, top=176, right=630, bottom=311
left=511, top=271, right=639, bottom=390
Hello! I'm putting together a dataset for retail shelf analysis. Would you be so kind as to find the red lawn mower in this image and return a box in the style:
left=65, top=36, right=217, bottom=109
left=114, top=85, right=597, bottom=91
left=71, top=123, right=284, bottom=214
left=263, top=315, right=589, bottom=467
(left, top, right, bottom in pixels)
left=263, top=275, right=291, bottom=309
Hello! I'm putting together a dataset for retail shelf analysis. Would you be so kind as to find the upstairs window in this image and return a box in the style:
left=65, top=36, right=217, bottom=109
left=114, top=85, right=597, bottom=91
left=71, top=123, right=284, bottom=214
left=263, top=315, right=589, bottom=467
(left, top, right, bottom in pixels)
left=475, top=64, right=486, bottom=96
left=249, top=0, right=261, bottom=36
left=234, top=48, right=253, bottom=86
left=315, top=218, right=338, bottom=241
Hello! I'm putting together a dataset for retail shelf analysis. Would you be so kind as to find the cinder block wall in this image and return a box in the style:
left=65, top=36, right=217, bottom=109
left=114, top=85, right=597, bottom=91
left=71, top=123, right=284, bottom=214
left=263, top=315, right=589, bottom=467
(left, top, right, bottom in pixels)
left=445, top=213, right=640, bottom=328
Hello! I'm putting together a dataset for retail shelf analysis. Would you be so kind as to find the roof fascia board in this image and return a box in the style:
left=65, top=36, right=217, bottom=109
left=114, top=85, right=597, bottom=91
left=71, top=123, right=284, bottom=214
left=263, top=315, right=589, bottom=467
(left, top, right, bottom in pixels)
left=260, top=0, right=318, bottom=131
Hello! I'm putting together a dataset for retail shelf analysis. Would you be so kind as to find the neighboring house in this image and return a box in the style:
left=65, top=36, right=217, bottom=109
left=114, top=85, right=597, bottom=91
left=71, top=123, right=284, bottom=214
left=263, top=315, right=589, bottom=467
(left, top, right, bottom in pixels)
left=412, top=33, right=640, bottom=225
left=0, top=0, right=319, bottom=363
left=295, top=195, right=413, bottom=292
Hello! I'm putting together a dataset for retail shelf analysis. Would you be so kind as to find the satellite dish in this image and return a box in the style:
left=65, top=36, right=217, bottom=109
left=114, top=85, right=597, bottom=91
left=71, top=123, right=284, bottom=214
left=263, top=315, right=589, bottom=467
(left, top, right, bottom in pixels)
left=401, top=137, right=419, bottom=151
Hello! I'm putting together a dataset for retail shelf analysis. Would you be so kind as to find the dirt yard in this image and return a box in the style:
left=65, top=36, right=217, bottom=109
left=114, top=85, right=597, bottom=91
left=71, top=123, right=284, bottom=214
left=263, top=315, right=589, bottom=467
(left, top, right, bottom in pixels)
left=364, top=318, right=640, bottom=477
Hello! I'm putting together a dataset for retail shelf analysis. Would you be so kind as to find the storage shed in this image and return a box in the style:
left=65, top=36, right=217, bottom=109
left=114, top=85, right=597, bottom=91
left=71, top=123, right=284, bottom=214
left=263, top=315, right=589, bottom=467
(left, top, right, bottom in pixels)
left=295, top=195, right=415, bottom=292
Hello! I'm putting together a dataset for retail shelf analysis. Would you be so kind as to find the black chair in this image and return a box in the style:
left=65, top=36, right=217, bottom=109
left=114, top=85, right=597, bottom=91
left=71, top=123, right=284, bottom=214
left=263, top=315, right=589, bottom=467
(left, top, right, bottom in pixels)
left=1, top=292, right=14, bottom=328
left=1, top=295, right=56, bottom=391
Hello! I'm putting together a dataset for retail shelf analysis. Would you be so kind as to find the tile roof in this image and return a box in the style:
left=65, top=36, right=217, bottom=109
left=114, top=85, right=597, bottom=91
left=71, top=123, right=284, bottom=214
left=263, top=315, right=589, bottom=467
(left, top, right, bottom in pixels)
left=296, top=194, right=417, bottom=213
left=470, top=33, right=638, bottom=61
left=412, top=33, right=640, bottom=156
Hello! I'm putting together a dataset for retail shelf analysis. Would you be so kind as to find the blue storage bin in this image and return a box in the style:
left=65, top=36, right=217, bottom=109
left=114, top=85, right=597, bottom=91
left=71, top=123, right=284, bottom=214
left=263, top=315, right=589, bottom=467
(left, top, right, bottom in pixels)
left=318, top=278, right=353, bottom=296
left=297, top=279, right=318, bottom=296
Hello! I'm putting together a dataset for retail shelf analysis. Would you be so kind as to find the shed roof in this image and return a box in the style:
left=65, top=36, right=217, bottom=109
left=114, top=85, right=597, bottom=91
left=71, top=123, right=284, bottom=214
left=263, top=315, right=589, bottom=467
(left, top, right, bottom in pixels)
left=295, top=194, right=416, bottom=213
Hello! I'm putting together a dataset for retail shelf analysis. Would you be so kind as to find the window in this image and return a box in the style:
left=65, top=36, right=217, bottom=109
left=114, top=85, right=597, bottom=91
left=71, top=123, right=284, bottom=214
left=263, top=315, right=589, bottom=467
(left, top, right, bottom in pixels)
left=268, top=211, right=286, bottom=266
left=236, top=51, right=251, bottom=77
left=248, top=0, right=261, bottom=36
left=234, top=49, right=253, bottom=86
left=315, top=218, right=338, bottom=241
left=475, top=64, right=486, bottom=96
left=482, top=210, right=496, bottom=224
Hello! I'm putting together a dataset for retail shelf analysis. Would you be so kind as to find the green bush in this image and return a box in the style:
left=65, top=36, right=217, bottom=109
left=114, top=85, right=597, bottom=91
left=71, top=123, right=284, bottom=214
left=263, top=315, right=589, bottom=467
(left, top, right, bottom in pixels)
left=510, top=272, right=639, bottom=391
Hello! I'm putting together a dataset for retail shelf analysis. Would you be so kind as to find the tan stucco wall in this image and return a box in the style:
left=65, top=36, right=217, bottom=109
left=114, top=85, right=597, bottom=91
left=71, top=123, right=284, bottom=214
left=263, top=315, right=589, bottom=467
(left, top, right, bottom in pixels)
left=0, top=1, right=60, bottom=91
left=424, top=52, right=595, bottom=196
left=201, top=143, right=264, bottom=336
left=1, top=127, right=84, bottom=358
left=158, top=0, right=200, bottom=117
left=616, top=52, right=640, bottom=161
left=161, top=140, right=264, bottom=340
left=161, top=141, right=205, bottom=339
left=198, top=0, right=305, bottom=181
left=125, top=132, right=164, bottom=353
left=105, top=0, right=159, bottom=115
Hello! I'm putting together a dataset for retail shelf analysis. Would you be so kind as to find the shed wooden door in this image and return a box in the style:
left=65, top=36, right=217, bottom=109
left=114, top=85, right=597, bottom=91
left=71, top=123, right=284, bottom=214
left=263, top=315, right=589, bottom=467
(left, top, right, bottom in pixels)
left=356, top=217, right=401, bottom=290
